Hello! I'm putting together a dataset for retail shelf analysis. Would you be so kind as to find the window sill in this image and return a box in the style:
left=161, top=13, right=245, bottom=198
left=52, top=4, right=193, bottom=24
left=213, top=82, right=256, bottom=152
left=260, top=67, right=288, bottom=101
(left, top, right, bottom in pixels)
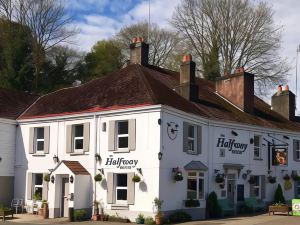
left=253, top=158, right=263, bottom=161
left=186, top=151, right=198, bottom=155
left=32, top=153, right=45, bottom=156
left=113, top=149, right=130, bottom=153
left=70, top=150, right=87, bottom=155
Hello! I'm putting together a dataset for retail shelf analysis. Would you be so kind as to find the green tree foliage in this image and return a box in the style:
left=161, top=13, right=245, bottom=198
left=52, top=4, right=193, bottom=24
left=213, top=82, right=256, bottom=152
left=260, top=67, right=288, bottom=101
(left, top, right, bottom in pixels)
left=84, top=40, right=123, bottom=79
left=274, top=184, right=286, bottom=204
left=0, top=19, right=34, bottom=91
left=206, top=191, right=221, bottom=218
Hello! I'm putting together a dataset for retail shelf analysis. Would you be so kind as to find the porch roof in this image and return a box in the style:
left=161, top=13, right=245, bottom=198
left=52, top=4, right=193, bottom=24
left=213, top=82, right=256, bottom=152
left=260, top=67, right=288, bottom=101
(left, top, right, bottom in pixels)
left=184, top=160, right=208, bottom=171
left=51, top=160, right=90, bottom=175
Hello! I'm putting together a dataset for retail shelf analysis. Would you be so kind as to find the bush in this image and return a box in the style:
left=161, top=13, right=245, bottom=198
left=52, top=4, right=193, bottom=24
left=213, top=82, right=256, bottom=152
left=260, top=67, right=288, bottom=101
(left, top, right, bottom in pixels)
left=168, top=211, right=191, bottom=223
left=74, top=209, right=87, bottom=221
left=206, top=192, right=221, bottom=218
left=144, top=217, right=155, bottom=225
left=274, top=184, right=285, bottom=204
left=184, top=199, right=200, bottom=207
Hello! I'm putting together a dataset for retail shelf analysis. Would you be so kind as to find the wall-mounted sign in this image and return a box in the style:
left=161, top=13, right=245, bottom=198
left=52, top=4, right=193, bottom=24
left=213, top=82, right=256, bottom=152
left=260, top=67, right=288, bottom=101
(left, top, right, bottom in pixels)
left=167, top=122, right=179, bottom=140
left=105, top=155, right=138, bottom=169
left=216, top=135, right=248, bottom=154
left=272, top=147, right=287, bottom=166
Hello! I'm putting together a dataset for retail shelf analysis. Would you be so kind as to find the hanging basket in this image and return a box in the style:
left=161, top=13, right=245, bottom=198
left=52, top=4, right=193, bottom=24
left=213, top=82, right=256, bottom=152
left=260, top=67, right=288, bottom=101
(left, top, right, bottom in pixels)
left=43, top=174, right=50, bottom=182
left=284, top=180, right=292, bottom=190
left=215, top=174, right=224, bottom=183
left=283, top=174, right=290, bottom=181
left=248, top=176, right=255, bottom=184
left=268, top=176, right=276, bottom=184
left=94, top=174, right=102, bottom=182
left=132, top=174, right=141, bottom=183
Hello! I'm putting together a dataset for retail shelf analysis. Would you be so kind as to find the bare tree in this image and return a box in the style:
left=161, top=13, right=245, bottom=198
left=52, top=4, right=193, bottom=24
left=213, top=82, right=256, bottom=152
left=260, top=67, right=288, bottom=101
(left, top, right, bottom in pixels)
left=171, top=0, right=290, bottom=93
left=0, top=0, right=77, bottom=90
left=115, top=22, right=180, bottom=69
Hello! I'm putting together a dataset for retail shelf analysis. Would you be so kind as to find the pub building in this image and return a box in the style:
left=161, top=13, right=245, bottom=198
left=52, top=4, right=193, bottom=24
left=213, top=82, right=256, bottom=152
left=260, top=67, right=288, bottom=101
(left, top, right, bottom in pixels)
left=2, top=37, right=299, bottom=220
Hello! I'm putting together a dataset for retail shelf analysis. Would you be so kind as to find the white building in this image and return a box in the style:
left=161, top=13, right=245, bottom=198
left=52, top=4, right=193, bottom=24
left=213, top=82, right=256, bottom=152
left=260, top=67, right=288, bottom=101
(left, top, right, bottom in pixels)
left=5, top=39, right=300, bottom=220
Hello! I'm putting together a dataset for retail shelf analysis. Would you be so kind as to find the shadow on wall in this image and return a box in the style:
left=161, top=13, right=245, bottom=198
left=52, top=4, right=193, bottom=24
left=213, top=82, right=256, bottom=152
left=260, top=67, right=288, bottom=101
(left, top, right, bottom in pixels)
left=139, top=181, right=147, bottom=192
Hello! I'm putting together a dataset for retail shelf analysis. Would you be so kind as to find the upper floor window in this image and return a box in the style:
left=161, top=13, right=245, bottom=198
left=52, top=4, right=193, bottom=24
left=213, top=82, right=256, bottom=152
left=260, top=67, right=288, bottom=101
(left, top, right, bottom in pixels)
left=35, top=127, right=44, bottom=152
left=117, top=121, right=129, bottom=149
left=294, top=140, right=300, bottom=161
left=187, top=171, right=205, bottom=200
left=187, top=125, right=197, bottom=153
left=73, top=124, right=84, bottom=151
left=254, top=135, right=261, bottom=159
left=183, top=122, right=202, bottom=155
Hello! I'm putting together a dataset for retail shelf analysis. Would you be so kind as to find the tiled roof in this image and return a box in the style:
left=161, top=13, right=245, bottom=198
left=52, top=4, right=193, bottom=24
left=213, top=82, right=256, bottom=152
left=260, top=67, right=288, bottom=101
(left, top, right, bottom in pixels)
left=184, top=161, right=208, bottom=171
left=18, top=64, right=300, bottom=132
left=0, top=88, right=38, bottom=120
left=62, top=160, right=90, bottom=175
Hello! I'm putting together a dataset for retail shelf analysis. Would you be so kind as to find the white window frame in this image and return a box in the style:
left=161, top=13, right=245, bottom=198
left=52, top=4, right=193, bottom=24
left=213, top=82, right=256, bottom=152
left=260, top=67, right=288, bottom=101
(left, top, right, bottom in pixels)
left=254, top=135, right=261, bottom=159
left=115, top=174, right=128, bottom=204
left=295, top=140, right=300, bottom=160
left=116, top=121, right=129, bottom=151
left=73, top=124, right=84, bottom=152
left=187, top=125, right=197, bottom=154
left=32, top=173, right=43, bottom=201
left=253, top=176, right=260, bottom=198
left=35, top=127, right=44, bottom=153
left=187, top=171, right=205, bottom=200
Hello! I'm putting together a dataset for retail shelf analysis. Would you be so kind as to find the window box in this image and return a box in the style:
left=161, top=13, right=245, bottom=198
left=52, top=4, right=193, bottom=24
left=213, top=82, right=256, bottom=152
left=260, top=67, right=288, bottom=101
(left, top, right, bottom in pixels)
left=184, top=199, right=200, bottom=208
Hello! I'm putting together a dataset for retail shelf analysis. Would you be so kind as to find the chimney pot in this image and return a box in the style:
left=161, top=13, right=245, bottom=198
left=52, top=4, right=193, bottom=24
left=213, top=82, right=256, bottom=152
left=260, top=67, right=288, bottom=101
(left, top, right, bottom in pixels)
left=285, top=85, right=289, bottom=91
left=129, top=36, right=149, bottom=66
left=277, top=85, right=282, bottom=95
left=182, top=54, right=192, bottom=62
left=234, top=67, right=245, bottom=74
left=132, top=37, right=137, bottom=43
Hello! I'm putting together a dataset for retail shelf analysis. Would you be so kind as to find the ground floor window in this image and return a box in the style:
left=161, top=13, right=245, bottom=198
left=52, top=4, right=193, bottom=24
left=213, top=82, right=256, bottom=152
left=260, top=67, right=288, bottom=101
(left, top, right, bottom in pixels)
left=116, top=174, right=127, bottom=203
left=33, top=173, right=43, bottom=200
left=187, top=171, right=204, bottom=200
left=253, top=176, right=260, bottom=198
left=296, top=181, right=300, bottom=197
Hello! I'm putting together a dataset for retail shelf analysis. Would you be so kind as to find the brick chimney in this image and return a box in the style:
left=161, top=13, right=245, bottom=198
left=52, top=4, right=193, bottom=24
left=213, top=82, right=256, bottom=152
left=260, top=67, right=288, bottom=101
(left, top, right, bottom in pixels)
left=271, top=85, right=296, bottom=120
left=216, top=68, right=254, bottom=114
left=129, top=37, right=149, bottom=66
left=174, top=54, right=199, bottom=101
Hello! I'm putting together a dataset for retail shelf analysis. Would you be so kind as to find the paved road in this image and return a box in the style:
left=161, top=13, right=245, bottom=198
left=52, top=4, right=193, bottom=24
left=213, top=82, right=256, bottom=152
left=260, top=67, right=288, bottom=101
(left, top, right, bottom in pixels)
left=2, top=213, right=300, bottom=225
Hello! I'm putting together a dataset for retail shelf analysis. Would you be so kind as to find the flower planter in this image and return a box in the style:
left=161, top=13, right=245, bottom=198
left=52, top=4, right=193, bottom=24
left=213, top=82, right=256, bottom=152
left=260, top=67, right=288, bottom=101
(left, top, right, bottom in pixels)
left=155, top=215, right=163, bottom=225
left=92, top=215, right=100, bottom=221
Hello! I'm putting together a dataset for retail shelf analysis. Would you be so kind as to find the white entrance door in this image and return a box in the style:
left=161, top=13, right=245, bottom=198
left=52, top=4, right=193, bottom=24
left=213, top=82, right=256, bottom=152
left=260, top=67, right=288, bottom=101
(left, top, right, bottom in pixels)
left=227, top=174, right=236, bottom=204
left=61, top=178, right=69, bottom=217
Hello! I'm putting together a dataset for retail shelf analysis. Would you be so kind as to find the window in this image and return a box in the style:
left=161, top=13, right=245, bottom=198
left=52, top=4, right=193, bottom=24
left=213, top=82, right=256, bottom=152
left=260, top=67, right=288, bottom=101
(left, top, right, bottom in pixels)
left=35, top=127, right=44, bottom=152
left=296, top=181, right=300, bottom=197
left=187, top=171, right=204, bottom=200
left=117, top=121, right=129, bottom=149
left=33, top=174, right=43, bottom=200
left=73, top=124, right=84, bottom=151
left=254, top=135, right=261, bottom=159
left=187, top=125, right=197, bottom=153
left=295, top=140, right=300, bottom=160
left=116, top=174, right=127, bottom=203
left=253, top=176, right=260, bottom=198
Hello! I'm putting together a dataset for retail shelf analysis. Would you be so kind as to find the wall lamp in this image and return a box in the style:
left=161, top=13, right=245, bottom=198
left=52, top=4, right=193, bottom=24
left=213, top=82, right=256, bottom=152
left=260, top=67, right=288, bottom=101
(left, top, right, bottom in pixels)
left=283, top=135, right=290, bottom=140
left=267, top=170, right=272, bottom=175
left=246, top=169, right=252, bottom=175
left=214, top=169, right=220, bottom=174
left=95, top=153, right=101, bottom=163
left=136, top=168, right=143, bottom=175
left=158, top=152, right=163, bottom=160
left=53, top=155, right=59, bottom=164
left=70, top=175, right=74, bottom=184
left=0, top=156, right=2, bottom=162
left=250, top=138, right=254, bottom=144
left=231, top=130, right=238, bottom=136
left=51, top=175, right=55, bottom=183
left=98, top=168, right=104, bottom=175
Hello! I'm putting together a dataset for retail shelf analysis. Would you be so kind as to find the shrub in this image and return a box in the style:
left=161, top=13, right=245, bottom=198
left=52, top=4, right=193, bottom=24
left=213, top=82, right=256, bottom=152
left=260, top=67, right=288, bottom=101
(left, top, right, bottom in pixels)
left=184, top=199, right=200, bottom=207
left=74, top=209, right=87, bottom=221
left=136, top=213, right=145, bottom=224
left=274, top=184, right=286, bottom=204
left=206, top=192, right=221, bottom=218
left=94, top=174, right=102, bottom=182
left=168, top=211, right=191, bottom=223
left=132, top=174, right=141, bottom=182
left=144, top=217, right=155, bottom=225
left=153, top=197, right=164, bottom=212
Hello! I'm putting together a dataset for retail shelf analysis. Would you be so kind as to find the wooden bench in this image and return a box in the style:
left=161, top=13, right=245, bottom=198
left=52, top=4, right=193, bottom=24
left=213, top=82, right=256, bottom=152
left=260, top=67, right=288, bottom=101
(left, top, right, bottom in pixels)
left=268, top=204, right=290, bottom=216
left=0, top=209, right=14, bottom=221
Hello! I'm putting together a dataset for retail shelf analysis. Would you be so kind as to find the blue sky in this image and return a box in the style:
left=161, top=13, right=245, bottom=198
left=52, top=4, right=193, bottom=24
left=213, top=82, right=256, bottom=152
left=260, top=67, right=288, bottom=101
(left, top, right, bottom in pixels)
left=65, top=0, right=300, bottom=111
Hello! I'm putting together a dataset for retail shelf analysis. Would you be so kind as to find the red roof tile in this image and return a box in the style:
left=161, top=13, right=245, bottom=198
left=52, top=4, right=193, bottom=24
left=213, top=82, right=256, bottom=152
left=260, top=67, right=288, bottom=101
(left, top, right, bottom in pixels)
left=62, top=160, right=90, bottom=175
left=18, top=64, right=300, bottom=132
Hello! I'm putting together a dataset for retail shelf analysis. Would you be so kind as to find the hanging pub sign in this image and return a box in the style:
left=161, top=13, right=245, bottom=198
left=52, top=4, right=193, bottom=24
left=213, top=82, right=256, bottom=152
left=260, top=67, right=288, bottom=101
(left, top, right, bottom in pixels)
left=105, top=155, right=138, bottom=169
left=272, top=147, right=288, bottom=166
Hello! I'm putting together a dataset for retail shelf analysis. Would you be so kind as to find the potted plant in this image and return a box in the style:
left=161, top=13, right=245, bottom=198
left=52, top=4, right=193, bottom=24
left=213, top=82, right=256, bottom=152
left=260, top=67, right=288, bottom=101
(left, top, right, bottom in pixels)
left=153, top=197, right=164, bottom=225
left=43, top=174, right=50, bottom=182
left=135, top=213, right=145, bottom=224
left=248, top=176, right=255, bottom=184
left=92, top=200, right=100, bottom=221
left=215, top=173, right=224, bottom=183
left=132, top=174, right=141, bottom=183
left=42, top=200, right=49, bottom=219
left=94, top=174, right=102, bottom=182
left=173, top=168, right=183, bottom=182
left=268, top=176, right=277, bottom=184
left=283, top=174, right=290, bottom=181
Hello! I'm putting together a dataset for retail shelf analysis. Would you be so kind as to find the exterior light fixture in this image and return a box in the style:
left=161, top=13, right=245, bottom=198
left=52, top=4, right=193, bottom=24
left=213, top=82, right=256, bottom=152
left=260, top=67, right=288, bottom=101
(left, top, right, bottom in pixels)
left=267, top=170, right=272, bottom=174
left=51, top=175, right=55, bottom=183
left=158, top=152, right=163, bottom=160
left=70, top=175, right=74, bottom=183
left=95, top=153, right=101, bottom=162
left=246, top=169, right=252, bottom=175
left=98, top=168, right=104, bottom=175
left=53, top=155, right=59, bottom=164
left=231, top=130, right=238, bottom=136
left=0, top=156, right=2, bottom=162
left=250, top=138, right=254, bottom=144
left=214, top=169, right=220, bottom=174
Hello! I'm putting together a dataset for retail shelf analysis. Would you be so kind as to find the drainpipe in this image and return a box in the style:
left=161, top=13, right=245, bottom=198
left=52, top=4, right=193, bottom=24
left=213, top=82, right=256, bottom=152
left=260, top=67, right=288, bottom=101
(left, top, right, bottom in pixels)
left=93, top=114, right=98, bottom=205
